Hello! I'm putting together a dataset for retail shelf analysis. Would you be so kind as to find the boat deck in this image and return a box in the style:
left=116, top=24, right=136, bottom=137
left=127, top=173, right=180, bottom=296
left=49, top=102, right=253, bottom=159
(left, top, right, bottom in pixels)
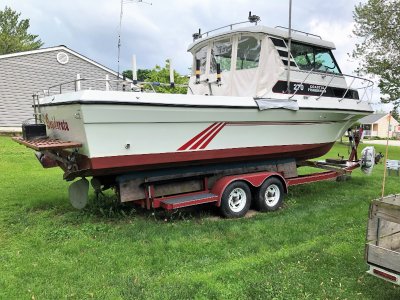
left=12, top=137, right=82, bottom=151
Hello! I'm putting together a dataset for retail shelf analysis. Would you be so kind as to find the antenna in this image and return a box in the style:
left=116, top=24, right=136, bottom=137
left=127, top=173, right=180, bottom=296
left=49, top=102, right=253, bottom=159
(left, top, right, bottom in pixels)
left=286, top=0, right=292, bottom=94
left=117, top=0, right=152, bottom=84
left=248, top=11, right=260, bottom=24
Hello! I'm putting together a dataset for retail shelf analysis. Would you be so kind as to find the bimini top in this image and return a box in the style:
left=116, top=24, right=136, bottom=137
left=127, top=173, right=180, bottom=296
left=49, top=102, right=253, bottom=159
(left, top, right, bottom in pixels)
left=187, top=25, right=335, bottom=52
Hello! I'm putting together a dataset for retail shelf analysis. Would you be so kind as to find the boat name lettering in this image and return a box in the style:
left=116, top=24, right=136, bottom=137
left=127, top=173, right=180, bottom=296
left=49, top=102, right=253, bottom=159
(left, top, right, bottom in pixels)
left=44, top=114, right=70, bottom=131
left=308, top=85, right=326, bottom=93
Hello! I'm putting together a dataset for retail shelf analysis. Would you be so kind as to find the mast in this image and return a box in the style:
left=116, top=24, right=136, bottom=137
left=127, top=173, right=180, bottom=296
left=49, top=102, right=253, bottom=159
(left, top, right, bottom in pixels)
left=286, top=0, right=292, bottom=94
left=117, top=0, right=152, bottom=86
left=117, top=0, right=123, bottom=83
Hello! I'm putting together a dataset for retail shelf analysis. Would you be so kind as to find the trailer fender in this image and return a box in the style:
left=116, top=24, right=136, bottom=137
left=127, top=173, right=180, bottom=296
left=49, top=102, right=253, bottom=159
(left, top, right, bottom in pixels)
left=211, top=172, right=287, bottom=207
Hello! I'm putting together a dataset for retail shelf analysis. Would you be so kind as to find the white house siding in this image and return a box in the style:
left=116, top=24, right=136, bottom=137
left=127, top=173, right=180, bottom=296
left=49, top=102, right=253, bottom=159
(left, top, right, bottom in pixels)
left=376, top=115, right=399, bottom=138
left=0, top=49, right=120, bottom=127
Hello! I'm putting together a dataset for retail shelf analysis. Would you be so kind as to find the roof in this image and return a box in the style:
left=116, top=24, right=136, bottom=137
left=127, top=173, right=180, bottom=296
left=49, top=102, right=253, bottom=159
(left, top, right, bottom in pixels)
left=358, top=113, right=388, bottom=124
left=0, top=45, right=123, bottom=79
left=188, top=25, right=336, bottom=52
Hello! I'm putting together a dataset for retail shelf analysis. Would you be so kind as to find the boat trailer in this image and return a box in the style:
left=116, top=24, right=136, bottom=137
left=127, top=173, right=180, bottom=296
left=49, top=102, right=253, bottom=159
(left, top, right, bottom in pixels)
left=13, top=129, right=372, bottom=218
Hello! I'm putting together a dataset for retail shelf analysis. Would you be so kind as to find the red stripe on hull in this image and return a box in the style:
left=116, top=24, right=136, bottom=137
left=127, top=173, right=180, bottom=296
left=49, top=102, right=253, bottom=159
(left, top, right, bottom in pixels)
left=88, top=142, right=334, bottom=176
left=199, top=122, right=226, bottom=149
left=177, top=122, right=219, bottom=150
left=189, top=122, right=223, bottom=150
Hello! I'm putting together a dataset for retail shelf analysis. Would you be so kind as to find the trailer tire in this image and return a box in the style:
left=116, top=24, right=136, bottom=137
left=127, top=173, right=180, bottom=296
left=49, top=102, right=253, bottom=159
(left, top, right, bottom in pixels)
left=220, top=181, right=251, bottom=218
left=255, top=177, right=284, bottom=212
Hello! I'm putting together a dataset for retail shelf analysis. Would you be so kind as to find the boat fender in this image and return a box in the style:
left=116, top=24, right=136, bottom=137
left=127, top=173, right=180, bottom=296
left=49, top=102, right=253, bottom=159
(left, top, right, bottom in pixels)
left=361, top=146, right=375, bottom=175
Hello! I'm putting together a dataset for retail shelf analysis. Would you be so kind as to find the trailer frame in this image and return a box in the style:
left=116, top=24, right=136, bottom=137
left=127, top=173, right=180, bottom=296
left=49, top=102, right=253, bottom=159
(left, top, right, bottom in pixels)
left=12, top=129, right=364, bottom=217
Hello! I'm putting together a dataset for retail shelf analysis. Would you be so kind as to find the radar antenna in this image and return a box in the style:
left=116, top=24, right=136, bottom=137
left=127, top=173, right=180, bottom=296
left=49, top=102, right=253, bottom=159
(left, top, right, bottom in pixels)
left=248, top=11, right=260, bottom=24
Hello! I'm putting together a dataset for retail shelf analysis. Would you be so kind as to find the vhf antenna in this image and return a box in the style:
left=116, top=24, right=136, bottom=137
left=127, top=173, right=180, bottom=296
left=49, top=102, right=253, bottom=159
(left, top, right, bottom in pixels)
left=117, top=0, right=152, bottom=83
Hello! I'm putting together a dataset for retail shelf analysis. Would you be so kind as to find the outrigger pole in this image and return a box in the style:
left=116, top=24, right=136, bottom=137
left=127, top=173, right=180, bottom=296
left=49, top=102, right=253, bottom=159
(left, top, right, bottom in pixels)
left=286, top=0, right=292, bottom=94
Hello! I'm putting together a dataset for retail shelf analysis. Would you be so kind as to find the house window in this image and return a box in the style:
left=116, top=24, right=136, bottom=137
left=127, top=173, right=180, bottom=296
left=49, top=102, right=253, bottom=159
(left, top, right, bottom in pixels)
left=210, top=38, right=232, bottom=73
left=291, top=42, right=341, bottom=74
left=236, top=35, right=261, bottom=70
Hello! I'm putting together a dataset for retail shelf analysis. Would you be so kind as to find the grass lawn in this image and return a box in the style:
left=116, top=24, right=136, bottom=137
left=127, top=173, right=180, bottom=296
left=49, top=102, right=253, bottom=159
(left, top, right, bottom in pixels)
left=1, top=136, right=400, bottom=299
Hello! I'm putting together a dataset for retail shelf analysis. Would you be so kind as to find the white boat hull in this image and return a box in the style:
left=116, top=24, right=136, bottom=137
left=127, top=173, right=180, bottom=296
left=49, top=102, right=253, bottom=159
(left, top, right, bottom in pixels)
left=38, top=90, right=372, bottom=178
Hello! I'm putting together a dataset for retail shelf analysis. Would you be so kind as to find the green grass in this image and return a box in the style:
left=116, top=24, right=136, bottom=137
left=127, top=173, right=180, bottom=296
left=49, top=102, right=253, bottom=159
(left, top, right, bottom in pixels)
left=1, top=136, right=400, bottom=299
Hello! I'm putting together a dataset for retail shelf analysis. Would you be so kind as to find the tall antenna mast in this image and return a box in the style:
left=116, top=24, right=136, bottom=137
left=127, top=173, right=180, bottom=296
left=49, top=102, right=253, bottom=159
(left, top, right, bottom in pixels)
left=286, top=0, right=292, bottom=94
left=117, top=0, right=152, bottom=82
left=117, top=0, right=124, bottom=81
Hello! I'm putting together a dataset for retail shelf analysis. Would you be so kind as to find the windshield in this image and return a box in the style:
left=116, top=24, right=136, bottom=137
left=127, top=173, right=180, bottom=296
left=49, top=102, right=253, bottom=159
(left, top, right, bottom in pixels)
left=236, top=35, right=261, bottom=70
left=291, top=42, right=341, bottom=74
left=210, top=38, right=232, bottom=73
left=194, top=45, right=208, bottom=74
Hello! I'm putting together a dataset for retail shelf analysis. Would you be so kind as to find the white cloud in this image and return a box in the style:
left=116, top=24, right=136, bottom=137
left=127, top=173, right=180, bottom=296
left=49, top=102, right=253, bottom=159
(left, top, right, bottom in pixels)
left=4, top=0, right=386, bottom=110
left=307, top=19, right=357, bottom=74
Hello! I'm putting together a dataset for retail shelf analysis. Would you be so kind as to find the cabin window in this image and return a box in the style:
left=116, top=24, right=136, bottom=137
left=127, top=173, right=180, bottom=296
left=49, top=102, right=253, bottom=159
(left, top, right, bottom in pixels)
left=194, top=45, right=208, bottom=74
left=210, top=38, right=232, bottom=73
left=236, top=36, right=261, bottom=70
left=291, top=42, right=341, bottom=73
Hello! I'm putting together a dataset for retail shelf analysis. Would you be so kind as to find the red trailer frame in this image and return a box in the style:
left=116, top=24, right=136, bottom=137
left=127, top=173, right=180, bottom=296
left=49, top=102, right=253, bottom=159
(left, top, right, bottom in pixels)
left=13, top=129, right=364, bottom=218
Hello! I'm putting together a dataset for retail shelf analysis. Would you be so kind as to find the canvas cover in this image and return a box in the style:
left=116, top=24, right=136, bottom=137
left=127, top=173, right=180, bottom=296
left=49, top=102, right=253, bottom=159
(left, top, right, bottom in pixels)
left=255, top=98, right=299, bottom=111
left=188, top=35, right=285, bottom=99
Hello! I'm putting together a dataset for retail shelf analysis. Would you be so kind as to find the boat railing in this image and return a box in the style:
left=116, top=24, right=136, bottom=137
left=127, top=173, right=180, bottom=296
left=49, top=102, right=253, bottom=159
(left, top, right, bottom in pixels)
left=34, top=71, right=373, bottom=105
left=275, top=26, right=322, bottom=39
left=192, top=12, right=260, bottom=41
left=35, top=74, right=189, bottom=98
left=288, top=69, right=374, bottom=103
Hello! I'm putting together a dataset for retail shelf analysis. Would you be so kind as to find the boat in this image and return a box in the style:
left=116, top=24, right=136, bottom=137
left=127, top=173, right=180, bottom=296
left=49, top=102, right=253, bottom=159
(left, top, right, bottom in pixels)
left=14, top=14, right=374, bottom=184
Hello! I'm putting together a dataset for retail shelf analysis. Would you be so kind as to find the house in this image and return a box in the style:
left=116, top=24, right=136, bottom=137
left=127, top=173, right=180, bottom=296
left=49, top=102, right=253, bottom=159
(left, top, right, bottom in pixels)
left=359, top=113, right=400, bottom=138
left=0, top=46, right=123, bottom=128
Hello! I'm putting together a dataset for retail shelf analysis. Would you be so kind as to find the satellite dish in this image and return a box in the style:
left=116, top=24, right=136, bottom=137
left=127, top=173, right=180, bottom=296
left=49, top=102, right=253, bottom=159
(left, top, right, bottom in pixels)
left=68, top=178, right=89, bottom=209
left=361, top=146, right=376, bottom=175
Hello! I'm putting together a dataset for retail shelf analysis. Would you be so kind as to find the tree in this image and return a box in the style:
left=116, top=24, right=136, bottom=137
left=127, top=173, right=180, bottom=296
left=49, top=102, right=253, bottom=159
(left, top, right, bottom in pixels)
left=123, top=60, right=188, bottom=94
left=392, top=107, right=399, bottom=122
left=122, top=69, right=152, bottom=82
left=352, top=0, right=400, bottom=109
left=0, top=6, right=43, bottom=54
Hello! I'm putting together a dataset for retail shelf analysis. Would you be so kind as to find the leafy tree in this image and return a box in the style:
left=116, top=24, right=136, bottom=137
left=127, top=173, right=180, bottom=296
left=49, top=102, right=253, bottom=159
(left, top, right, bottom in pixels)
left=0, top=6, right=43, bottom=54
left=123, top=60, right=188, bottom=94
left=352, top=0, right=400, bottom=109
left=122, top=69, right=152, bottom=82
left=391, top=107, right=399, bottom=121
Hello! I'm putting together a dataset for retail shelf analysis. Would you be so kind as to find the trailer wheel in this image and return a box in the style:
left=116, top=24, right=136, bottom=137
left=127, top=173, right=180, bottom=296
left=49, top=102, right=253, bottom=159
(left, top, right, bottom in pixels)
left=220, top=181, right=251, bottom=218
left=255, top=177, right=284, bottom=212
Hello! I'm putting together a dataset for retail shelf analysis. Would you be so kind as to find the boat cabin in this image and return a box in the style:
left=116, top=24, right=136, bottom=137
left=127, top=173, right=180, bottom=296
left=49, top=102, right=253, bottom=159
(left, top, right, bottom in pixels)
left=187, top=25, right=352, bottom=99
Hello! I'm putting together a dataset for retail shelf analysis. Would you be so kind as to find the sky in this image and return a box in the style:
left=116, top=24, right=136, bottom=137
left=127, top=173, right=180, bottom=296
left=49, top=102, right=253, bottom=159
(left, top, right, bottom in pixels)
left=3, top=0, right=386, bottom=108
